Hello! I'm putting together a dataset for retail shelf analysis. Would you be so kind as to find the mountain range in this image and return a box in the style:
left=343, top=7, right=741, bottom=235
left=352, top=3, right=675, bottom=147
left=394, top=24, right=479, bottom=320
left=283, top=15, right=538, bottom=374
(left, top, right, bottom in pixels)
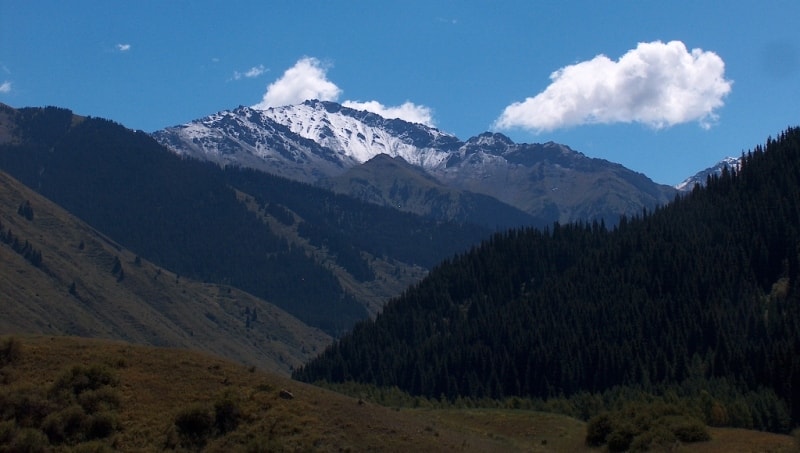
left=0, top=104, right=492, bottom=336
left=154, top=100, right=678, bottom=226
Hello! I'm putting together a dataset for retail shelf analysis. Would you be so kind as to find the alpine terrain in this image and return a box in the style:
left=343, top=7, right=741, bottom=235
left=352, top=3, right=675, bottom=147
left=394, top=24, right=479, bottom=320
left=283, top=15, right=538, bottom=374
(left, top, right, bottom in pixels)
left=154, top=100, right=677, bottom=226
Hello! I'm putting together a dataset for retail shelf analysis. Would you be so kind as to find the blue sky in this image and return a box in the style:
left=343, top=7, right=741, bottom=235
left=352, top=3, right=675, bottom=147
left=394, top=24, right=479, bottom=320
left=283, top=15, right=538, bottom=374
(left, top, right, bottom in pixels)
left=1, top=1, right=799, bottom=185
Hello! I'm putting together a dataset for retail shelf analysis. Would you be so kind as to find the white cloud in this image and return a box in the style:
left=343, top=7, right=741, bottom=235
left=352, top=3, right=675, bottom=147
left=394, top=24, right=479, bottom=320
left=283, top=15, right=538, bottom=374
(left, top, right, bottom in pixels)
left=494, top=40, right=733, bottom=132
left=253, top=57, right=436, bottom=126
left=233, top=64, right=267, bottom=80
left=116, top=43, right=131, bottom=52
left=343, top=100, right=434, bottom=126
left=253, top=57, right=341, bottom=109
left=0, top=81, right=10, bottom=93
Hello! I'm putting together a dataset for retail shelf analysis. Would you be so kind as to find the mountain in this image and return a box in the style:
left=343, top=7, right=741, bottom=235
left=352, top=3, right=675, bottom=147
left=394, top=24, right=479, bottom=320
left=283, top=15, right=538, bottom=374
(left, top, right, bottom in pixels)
left=294, top=127, right=800, bottom=432
left=319, top=154, right=545, bottom=230
left=154, top=100, right=677, bottom=225
left=0, top=167, right=330, bottom=374
left=0, top=103, right=489, bottom=335
left=675, top=156, right=743, bottom=191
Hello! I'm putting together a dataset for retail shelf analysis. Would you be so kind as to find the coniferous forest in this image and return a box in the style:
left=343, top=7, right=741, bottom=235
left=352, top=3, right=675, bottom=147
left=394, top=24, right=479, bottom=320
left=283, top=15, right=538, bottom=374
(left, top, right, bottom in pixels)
left=294, top=128, right=800, bottom=432
left=0, top=106, right=489, bottom=336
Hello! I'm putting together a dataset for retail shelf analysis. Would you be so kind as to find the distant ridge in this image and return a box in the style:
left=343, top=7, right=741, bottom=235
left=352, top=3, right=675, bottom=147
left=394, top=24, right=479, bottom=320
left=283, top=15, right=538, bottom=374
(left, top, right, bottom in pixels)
left=154, top=100, right=677, bottom=226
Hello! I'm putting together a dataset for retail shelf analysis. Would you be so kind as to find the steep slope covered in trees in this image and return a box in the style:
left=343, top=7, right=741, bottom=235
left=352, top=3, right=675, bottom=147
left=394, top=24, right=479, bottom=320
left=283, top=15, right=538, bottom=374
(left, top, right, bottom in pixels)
left=295, top=128, right=800, bottom=431
left=0, top=105, right=490, bottom=335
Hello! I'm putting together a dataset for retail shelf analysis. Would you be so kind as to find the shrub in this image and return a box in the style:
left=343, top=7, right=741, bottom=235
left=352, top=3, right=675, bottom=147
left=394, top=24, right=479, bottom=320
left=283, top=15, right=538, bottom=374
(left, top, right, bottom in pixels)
left=10, top=427, right=49, bottom=453
left=42, top=404, right=88, bottom=444
left=0, top=337, right=22, bottom=366
left=606, top=422, right=635, bottom=452
left=668, top=416, right=710, bottom=442
left=0, top=387, right=53, bottom=428
left=78, top=388, right=121, bottom=414
left=0, top=419, right=18, bottom=445
left=628, top=425, right=677, bottom=452
left=49, top=365, right=118, bottom=406
left=214, top=396, right=241, bottom=435
left=585, top=412, right=614, bottom=446
left=174, top=405, right=214, bottom=447
left=86, top=411, right=118, bottom=440
left=586, top=402, right=710, bottom=450
left=69, top=440, right=115, bottom=453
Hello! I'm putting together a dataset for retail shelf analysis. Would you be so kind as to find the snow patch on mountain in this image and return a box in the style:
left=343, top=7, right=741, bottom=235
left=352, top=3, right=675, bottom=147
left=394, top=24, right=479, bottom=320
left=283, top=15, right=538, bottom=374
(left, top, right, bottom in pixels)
left=255, top=100, right=456, bottom=169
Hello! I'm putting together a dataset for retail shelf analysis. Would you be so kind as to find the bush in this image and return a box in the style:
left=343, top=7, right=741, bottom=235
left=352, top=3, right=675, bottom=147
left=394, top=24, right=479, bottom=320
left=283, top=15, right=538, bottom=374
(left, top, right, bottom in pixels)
left=214, top=396, right=241, bottom=434
left=585, top=402, right=710, bottom=450
left=0, top=337, right=22, bottom=366
left=0, top=419, right=18, bottom=445
left=174, top=405, right=214, bottom=447
left=668, top=416, right=710, bottom=442
left=0, top=387, right=53, bottom=428
left=41, top=404, right=88, bottom=444
left=85, top=411, right=118, bottom=440
left=10, top=427, right=49, bottom=453
left=50, top=365, right=118, bottom=399
left=78, top=387, right=120, bottom=414
left=628, top=425, right=677, bottom=452
left=585, top=412, right=614, bottom=446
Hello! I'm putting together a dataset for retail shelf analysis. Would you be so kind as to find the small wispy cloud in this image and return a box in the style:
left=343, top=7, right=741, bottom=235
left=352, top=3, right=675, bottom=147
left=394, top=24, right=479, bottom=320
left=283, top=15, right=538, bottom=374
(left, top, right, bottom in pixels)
left=233, top=64, right=267, bottom=80
left=253, top=57, right=436, bottom=126
left=494, top=40, right=733, bottom=132
left=116, top=43, right=131, bottom=52
left=0, top=81, right=11, bottom=94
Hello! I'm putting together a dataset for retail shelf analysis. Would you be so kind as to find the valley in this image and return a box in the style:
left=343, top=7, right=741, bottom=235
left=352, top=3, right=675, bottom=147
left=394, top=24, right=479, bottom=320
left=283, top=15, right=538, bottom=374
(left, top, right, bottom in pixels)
left=0, top=101, right=798, bottom=451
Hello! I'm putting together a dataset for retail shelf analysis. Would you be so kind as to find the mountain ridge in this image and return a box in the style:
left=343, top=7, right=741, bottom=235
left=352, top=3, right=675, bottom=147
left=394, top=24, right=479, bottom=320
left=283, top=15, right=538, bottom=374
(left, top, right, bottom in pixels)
left=154, top=100, right=677, bottom=226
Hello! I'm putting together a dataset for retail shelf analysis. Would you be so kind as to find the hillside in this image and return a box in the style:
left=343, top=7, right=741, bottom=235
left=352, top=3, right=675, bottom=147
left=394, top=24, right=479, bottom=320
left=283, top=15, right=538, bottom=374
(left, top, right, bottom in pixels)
left=320, top=154, right=544, bottom=230
left=295, top=128, right=800, bottom=433
left=0, top=104, right=491, bottom=334
left=0, top=168, right=329, bottom=374
left=0, top=336, right=794, bottom=452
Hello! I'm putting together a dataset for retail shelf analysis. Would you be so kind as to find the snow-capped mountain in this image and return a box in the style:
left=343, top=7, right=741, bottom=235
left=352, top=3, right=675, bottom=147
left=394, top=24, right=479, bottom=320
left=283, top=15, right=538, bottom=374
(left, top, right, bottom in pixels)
left=260, top=100, right=460, bottom=169
left=154, top=100, right=677, bottom=225
left=153, top=100, right=460, bottom=182
left=675, top=156, right=742, bottom=192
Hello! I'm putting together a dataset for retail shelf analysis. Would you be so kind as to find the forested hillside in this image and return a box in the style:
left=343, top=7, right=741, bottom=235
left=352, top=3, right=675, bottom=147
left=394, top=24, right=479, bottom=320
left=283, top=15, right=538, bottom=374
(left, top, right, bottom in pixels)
left=0, top=105, right=489, bottom=335
left=295, top=128, right=800, bottom=432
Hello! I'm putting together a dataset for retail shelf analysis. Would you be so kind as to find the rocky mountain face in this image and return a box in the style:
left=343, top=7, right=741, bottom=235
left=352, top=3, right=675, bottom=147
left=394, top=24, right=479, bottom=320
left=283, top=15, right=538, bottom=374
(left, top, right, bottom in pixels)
left=154, top=100, right=677, bottom=226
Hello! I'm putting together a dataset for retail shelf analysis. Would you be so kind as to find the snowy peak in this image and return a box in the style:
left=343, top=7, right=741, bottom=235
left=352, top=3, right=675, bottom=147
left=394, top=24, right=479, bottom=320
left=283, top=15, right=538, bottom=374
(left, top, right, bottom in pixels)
left=675, top=156, right=742, bottom=191
left=254, top=100, right=459, bottom=168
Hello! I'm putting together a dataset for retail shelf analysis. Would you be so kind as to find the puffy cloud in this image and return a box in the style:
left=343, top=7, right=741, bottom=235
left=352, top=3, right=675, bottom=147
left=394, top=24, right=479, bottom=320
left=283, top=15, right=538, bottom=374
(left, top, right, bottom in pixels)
left=343, top=100, right=435, bottom=126
left=253, top=57, right=341, bottom=109
left=233, top=64, right=267, bottom=80
left=254, top=57, right=436, bottom=126
left=494, top=40, right=733, bottom=132
left=0, top=81, right=10, bottom=93
left=116, top=43, right=131, bottom=52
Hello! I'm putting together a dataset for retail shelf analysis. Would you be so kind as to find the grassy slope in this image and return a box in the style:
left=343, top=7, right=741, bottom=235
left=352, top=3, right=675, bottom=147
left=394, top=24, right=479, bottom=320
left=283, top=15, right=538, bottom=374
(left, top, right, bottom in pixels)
left=0, top=170, right=330, bottom=374
left=4, top=336, right=795, bottom=452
